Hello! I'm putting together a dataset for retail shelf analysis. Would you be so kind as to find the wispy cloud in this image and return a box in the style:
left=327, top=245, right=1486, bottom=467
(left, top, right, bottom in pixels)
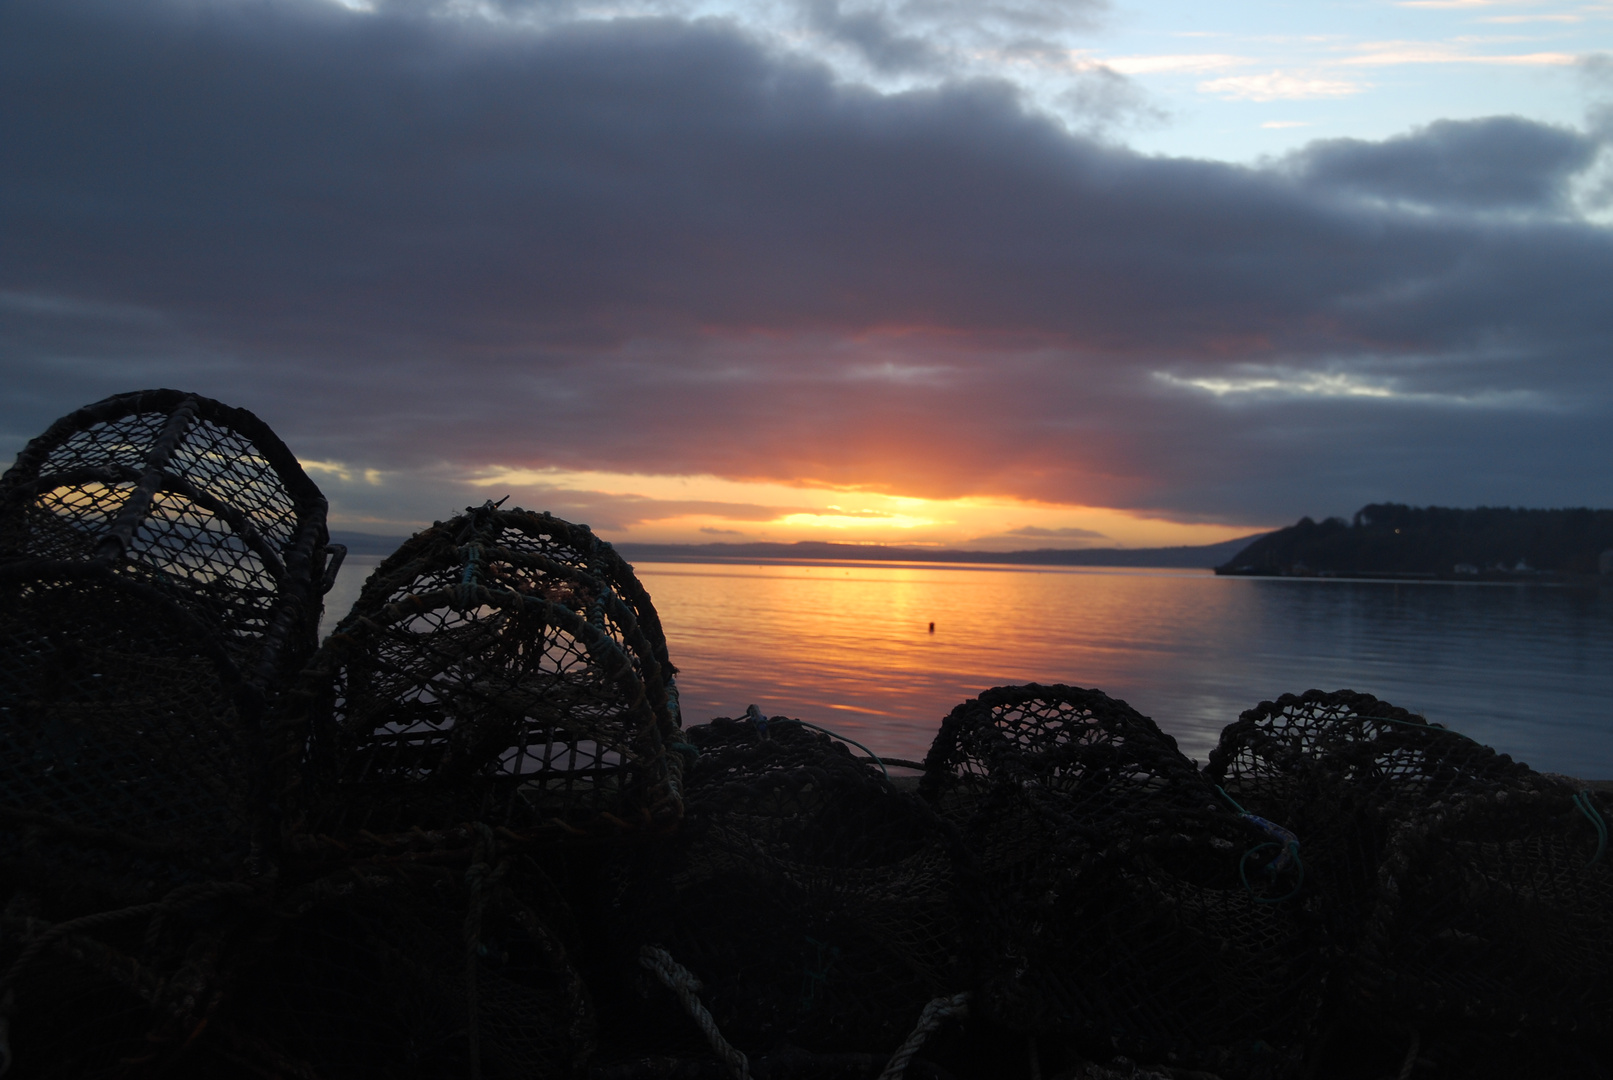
left=1103, top=53, right=1247, bottom=74
left=1341, top=42, right=1578, bottom=65
left=1153, top=371, right=1551, bottom=409
left=1199, top=71, right=1365, bottom=100
left=1155, top=371, right=1399, bottom=399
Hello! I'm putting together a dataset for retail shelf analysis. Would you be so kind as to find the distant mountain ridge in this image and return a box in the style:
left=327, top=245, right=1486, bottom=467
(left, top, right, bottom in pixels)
left=328, top=531, right=1267, bottom=568
left=1217, top=504, right=1613, bottom=579
left=615, top=535, right=1267, bottom=568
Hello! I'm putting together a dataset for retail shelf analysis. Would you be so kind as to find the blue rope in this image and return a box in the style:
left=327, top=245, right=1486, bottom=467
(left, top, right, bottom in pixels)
left=1574, top=790, right=1607, bottom=867
left=1239, top=841, right=1306, bottom=904
left=460, top=543, right=481, bottom=587
left=1217, top=786, right=1305, bottom=900
left=744, top=705, right=889, bottom=779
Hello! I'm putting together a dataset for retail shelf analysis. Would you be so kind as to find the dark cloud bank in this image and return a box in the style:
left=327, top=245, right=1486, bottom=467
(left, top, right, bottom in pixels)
left=2, top=0, right=1610, bottom=528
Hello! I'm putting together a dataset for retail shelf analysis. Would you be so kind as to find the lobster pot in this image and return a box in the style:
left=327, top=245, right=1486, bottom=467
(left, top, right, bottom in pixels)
left=0, top=388, right=332, bottom=692
left=921, top=685, right=1322, bottom=1078
left=213, top=863, right=594, bottom=1080
left=351, top=505, right=678, bottom=727
left=0, top=566, right=266, bottom=1080
left=603, top=717, right=969, bottom=1062
left=1203, top=690, right=1548, bottom=953
left=288, top=510, right=682, bottom=840
left=0, top=563, right=263, bottom=914
left=1353, top=786, right=1613, bottom=1071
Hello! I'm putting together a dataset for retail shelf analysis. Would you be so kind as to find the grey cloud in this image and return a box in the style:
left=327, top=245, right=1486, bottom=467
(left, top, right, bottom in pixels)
left=1580, top=52, right=1613, bottom=90
left=799, top=0, right=1110, bottom=73
left=1288, top=117, right=1601, bottom=212
left=897, top=0, right=1108, bottom=36
left=802, top=0, right=941, bottom=73
left=1057, top=65, right=1167, bottom=132
left=1, top=0, right=1610, bottom=527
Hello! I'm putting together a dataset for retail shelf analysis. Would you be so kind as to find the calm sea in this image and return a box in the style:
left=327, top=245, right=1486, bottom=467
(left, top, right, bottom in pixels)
left=320, top=557, right=1613, bottom=778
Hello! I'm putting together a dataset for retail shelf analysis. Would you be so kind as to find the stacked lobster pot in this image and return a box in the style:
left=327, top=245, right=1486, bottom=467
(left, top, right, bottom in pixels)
left=600, top=714, right=972, bottom=1073
left=920, top=684, right=1326, bottom=1080
left=279, top=501, right=682, bottom=848
left=1205, top=690, right=1613, bottom=1078
left=232, top=503, right=684, bottom=1077
left=0, top=390, right=335, bottom=1076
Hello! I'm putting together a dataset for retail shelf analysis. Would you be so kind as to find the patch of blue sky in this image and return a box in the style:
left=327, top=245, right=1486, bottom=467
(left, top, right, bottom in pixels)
left=1094, top=0, right=1607, bottom=161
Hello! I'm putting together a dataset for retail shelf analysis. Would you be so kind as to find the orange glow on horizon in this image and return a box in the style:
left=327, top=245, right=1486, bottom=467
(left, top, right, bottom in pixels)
left=451, top=465, right=1265, bottom=549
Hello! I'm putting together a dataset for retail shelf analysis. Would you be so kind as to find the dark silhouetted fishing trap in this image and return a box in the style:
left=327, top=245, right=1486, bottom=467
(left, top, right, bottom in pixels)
left=1, top=392, right=1608, bottom=1080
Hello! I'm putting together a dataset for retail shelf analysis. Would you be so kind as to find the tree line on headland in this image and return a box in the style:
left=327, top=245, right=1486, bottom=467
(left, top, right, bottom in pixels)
left=1216, top=504, right=1613, bottom=579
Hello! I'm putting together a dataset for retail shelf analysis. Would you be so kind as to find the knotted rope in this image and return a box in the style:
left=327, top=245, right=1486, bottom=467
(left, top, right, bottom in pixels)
left=1398, top=1029, right=1422, bottom=1080
left=0, top=880, right=256, bottom=1076
left=638, top=945, right=749, bottom=1080
left=877, top=991, right=971, bottom=1080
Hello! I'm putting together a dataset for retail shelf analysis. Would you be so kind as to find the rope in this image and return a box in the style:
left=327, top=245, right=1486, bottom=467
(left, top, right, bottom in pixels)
left=638, top=945, right=749, bottom=1080
left=1573, top=790, right=1607, bottom=867
left=460, top=543, right=482, bottom=587
left=1398, top=1029, right=1421, bottom=1080
left=1376, top=716, right=1482, bottom=744
left=1239, top=841, right=1306, bottom=903
left=1216, top=786, right=1305, bottom=900
left=0, top=881, right=254, bottom=996
left=877, top=991, right=970, bottom=1080
left=0, top=881, right=254, bottom=1078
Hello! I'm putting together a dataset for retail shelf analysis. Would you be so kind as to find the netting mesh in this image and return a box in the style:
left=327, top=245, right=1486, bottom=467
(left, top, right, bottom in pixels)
left=920, top=685, right=1324, bottom=1079
left=1204, top=690, right=1613, bottom=1075
left=282, top=503, right=682, bottom=844
left=0, top=388, right=332, bottom=691
left=352, top=506, right=677, bottom=728
left=1205, top=690, right=1551, bottom=959
left=598, top=716, right=970, bottom=1065
left=0, top=567, right=259, bottom=915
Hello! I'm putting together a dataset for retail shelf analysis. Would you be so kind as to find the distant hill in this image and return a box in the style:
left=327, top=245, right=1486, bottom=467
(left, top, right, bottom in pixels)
left=1217, top=504, right=1613, bottom=579
left=328, top=531, right=1268, bottom=569
left=329, top=530, right=1270, bottom=570
left=616, top=535, right=1267, bottom=569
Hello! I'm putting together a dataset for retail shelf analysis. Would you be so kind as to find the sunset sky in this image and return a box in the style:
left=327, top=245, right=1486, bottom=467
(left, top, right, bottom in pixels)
left=3, top=0, right=1610, bottom=548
